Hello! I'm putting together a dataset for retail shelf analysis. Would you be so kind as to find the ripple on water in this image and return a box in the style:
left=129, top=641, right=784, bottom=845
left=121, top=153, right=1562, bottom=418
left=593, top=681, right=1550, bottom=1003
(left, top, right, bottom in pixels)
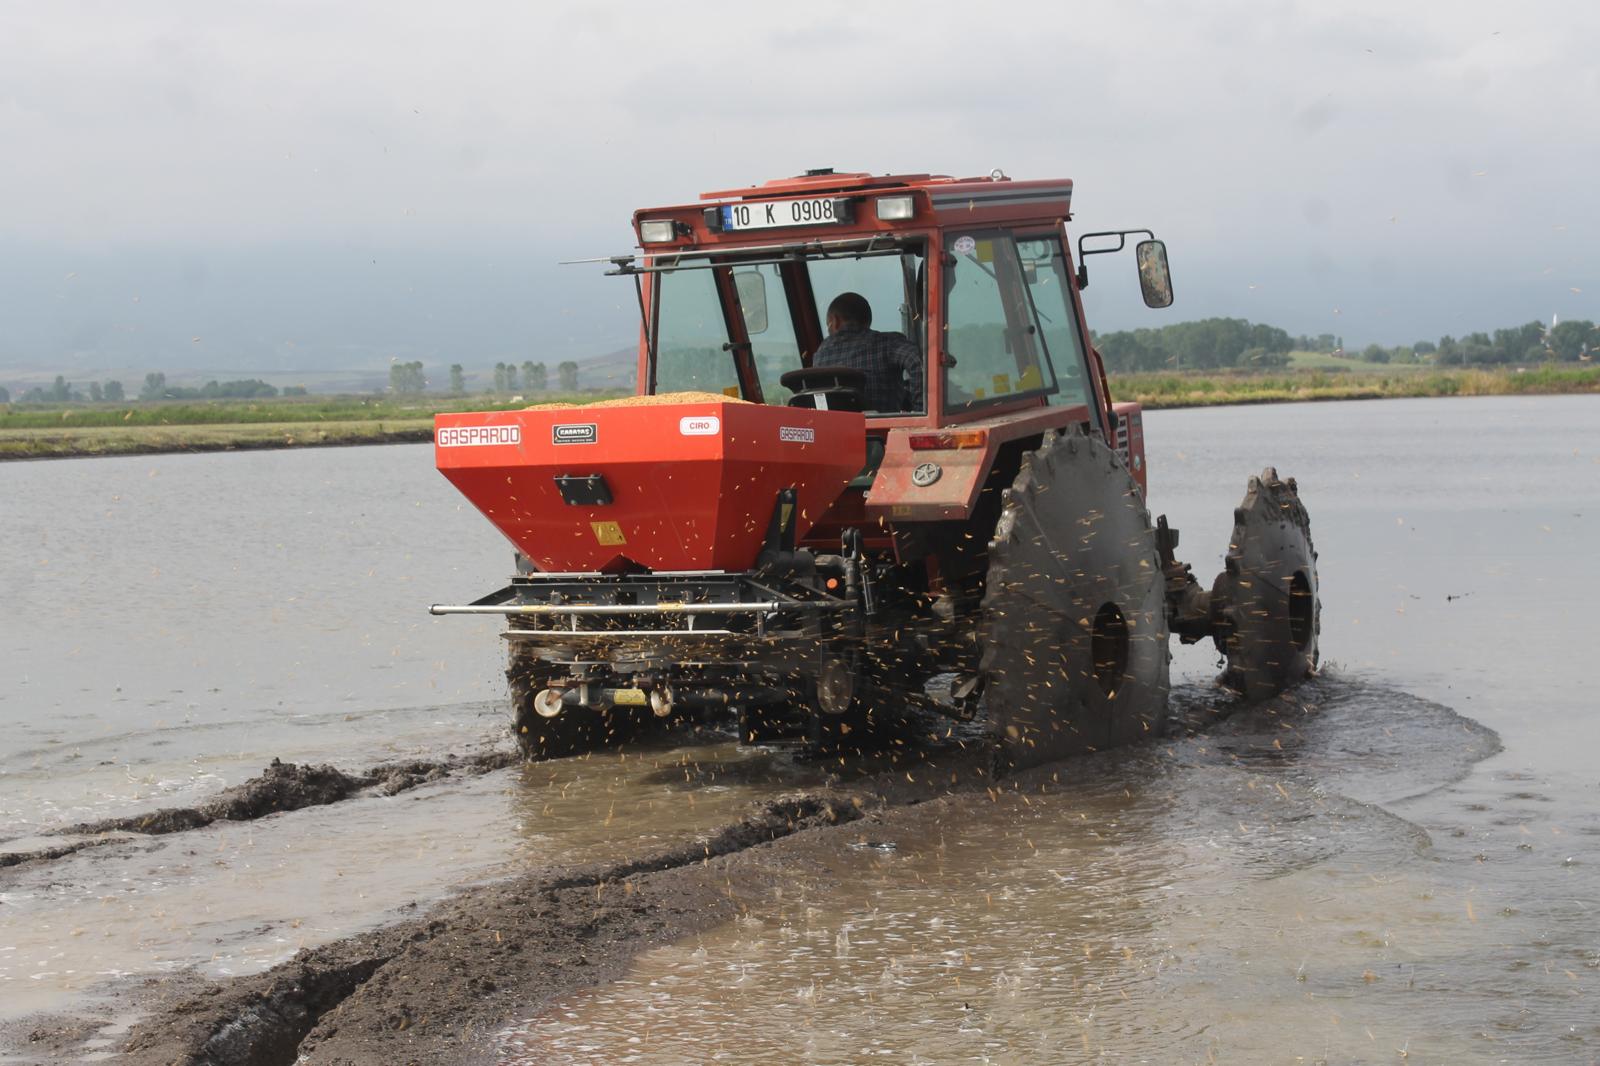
left=498, top=679, right=1549, bottom=1064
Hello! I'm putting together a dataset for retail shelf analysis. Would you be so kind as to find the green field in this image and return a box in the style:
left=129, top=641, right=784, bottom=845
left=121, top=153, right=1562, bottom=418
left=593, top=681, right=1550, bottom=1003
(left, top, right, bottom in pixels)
left=0, top=419, right=436, bottom=459
left=4, top=368, right=1597, bottom=459
left=0, top=392, right=610, bottom=459
left=1108, top=364, right=1600, bottom=409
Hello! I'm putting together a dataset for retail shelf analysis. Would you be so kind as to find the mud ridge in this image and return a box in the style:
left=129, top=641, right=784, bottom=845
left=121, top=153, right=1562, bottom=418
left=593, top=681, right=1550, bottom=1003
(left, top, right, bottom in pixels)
left=542, top=793, right=858, bottom=891
left=119, top=791, right=862, bottom=1066
left=51, top=750, right=521, bottom=839
left=0, top=837, right=125, bottom=870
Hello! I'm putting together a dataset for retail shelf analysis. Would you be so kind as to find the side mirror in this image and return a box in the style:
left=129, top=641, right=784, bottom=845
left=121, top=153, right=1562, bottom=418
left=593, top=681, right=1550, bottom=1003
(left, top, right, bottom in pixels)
left=733, top=270, right=769, bottom=335
left=1135, top=240, right=1173, bottom=308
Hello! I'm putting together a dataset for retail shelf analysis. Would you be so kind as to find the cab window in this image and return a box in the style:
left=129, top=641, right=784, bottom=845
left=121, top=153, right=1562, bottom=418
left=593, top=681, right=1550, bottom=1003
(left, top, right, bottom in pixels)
left=735, top=263, right=802, bottom=404
left=653, top=267, right=740, bottom=396
left=807, top=245, right=927, bottom=415
left=1014, top=235, right=1093, bottom=411
left=942, top=232, right=1058, bottom=410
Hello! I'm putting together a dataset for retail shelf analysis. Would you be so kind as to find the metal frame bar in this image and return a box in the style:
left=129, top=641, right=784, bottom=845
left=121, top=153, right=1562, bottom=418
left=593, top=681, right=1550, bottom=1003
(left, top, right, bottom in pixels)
left=599, top=235, right=912, bottom=276
left=431, top=600, right=815, bottom=616
left=500, top=629, right=740, bottom=640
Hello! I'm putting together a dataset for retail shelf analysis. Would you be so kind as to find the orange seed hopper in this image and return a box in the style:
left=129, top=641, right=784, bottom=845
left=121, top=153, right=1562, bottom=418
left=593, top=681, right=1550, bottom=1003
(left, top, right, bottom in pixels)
left=435, top=400, right=865, bottom=573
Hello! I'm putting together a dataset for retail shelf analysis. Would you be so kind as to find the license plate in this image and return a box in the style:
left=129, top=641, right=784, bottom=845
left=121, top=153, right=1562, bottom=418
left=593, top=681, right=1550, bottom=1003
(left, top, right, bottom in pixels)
left=721, top=197, right=842, bottom=232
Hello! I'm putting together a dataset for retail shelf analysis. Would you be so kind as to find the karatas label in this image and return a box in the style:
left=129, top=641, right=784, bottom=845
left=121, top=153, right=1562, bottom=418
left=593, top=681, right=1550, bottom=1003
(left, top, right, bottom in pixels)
left=552, top=423, right=598, bottom=444
left=437, top=424, right=521, bottom=447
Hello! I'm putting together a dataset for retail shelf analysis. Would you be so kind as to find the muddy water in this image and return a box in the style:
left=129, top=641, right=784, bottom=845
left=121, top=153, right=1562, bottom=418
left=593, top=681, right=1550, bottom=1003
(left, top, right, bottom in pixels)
left=506, top=685, right=1542, bottom=1064
left=3, top=396, right=1598, bottom=1061
left=0, top=445, right=832, bottom=1027
left=1, top=446, right=510, bottom=834
left=501, top=395, right=1600, bottom=1063
left=0, top=741, right=826, bottom=1020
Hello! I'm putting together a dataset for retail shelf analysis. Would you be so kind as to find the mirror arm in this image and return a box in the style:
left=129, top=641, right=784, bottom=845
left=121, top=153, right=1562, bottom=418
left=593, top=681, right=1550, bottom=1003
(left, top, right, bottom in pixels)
left=1074, top=229, right=1156, bottom=290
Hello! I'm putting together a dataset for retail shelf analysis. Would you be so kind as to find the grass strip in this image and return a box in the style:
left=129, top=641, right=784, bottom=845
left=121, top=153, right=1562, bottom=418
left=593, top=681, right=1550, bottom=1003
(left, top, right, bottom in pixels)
left=1110, top=365, right=1600, bottom=409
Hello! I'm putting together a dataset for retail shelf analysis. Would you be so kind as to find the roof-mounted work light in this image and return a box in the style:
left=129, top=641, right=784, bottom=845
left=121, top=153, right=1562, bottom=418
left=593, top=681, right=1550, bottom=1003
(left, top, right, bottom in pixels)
left=639, top=220, right=679, bottom=243
left=876, top=195, right=915, bottom=221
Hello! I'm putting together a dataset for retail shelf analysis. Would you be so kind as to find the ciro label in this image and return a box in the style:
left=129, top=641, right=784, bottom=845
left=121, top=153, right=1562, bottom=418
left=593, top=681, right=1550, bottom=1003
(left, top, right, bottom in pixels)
left=953, top=235, right=977, bottom=256
left=679, top=415, right=721, bottom=436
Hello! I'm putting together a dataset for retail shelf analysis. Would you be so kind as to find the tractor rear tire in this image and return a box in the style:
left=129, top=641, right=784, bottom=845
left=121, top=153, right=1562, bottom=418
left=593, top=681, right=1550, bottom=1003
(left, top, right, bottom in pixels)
left=979, top=427, right=1171, bottom=770
left=1213, top=468, right=1320, bottom=701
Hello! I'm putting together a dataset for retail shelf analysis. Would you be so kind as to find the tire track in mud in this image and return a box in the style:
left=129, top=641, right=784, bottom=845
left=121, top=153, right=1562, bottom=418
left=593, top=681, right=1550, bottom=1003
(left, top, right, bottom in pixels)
left=119, top=793, right=870, bottom=1066
left=0, top=751, right=523, bottom=870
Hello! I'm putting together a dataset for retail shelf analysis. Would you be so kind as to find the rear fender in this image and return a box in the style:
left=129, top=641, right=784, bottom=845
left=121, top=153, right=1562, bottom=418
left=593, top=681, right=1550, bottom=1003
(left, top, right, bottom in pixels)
left=864, top=406, right=1086, bottom=524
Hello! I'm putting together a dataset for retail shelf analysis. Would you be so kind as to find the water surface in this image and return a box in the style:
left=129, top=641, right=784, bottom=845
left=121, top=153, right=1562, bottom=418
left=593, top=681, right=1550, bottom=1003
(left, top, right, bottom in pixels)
left=504, top=395, right=1600, bottom=1063
left=3, top=396, right=1598, bottom=1061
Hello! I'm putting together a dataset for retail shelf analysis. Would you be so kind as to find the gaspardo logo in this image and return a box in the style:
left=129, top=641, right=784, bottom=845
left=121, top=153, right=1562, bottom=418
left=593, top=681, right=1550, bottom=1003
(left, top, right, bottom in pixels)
left=552, top=423, right=598, bottom=445
left=778, top=426, right=815, bottom=443
left=437, top=425, right=522, bottom=447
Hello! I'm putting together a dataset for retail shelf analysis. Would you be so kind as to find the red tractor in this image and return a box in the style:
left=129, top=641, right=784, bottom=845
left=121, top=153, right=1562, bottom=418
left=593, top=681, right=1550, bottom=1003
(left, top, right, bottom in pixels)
left=432, top=169, right=1319, bottom=768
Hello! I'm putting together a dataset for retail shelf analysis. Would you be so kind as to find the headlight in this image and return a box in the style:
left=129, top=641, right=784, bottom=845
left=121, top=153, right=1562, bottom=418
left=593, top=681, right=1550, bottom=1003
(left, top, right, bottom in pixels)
left=876, top=196, right=914, bottom=221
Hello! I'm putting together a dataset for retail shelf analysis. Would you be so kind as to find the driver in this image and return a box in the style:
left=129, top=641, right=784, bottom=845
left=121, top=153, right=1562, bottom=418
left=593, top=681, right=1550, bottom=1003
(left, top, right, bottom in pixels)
left=811, top=292, right=923, bottom=413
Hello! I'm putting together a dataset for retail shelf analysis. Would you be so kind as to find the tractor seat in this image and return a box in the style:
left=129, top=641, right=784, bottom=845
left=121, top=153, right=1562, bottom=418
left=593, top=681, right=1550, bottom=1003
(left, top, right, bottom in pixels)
left=780, top=365, right=866, bottom=412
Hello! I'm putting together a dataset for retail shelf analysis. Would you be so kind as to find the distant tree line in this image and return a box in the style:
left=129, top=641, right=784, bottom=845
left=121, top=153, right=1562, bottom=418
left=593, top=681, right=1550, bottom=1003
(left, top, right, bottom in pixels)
left=4, top=352, right=611, bottom=403
left=10, top=375, right=128, bottom=404
left=1331, top=319, right=1597, bottom=366
left=490, top=360, right=578, bottom=393
left=1093, top=316, right=1598, bottom=372
left=389, top=361, right=426, bottom=394
left=3, top=358, right=592, bottom=406
left=1421, top=319, right=1595, bottom=365
left=1092, top=318, right=1297, bottom=373
left=138, top=372, right=280, bottom=399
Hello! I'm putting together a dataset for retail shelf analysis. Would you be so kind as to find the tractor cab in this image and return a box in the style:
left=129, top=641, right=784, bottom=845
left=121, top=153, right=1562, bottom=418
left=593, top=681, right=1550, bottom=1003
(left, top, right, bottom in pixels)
left=609, top=169, right=1172, bottom=532
left=621, top=169, right=1128, bottom=426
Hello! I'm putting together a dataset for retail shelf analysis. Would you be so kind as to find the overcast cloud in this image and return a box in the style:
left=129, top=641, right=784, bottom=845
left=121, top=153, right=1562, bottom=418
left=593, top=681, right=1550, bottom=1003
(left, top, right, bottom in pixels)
left=1, top=0, right=1596, bottom=377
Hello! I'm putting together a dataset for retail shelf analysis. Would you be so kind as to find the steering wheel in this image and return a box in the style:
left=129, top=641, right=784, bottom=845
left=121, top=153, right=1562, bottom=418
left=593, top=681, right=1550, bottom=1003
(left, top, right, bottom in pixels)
left=779, top=365, right=868, bottom=394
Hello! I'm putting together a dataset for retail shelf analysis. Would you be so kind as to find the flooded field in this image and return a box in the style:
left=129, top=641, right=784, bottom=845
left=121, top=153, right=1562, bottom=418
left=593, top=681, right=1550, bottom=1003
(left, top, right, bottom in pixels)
left=2, top=395, right=1597, bottom=1062
left=507, top=683, right=1578, bottom=1064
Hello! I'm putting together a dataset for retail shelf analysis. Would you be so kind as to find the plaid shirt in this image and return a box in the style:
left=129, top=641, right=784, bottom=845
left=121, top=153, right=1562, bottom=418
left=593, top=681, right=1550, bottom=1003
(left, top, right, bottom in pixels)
left=810, top=326, right=924, bottom=413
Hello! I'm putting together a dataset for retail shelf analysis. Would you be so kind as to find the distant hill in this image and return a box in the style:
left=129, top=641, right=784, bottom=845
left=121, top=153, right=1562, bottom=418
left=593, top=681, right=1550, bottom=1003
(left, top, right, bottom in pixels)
left=577, top=346, right=638, bottom=389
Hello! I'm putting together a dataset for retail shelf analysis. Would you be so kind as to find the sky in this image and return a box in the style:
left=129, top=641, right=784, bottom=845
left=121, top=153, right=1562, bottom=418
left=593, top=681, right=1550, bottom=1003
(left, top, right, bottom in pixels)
left=1, top=0, right=1596, bottom=379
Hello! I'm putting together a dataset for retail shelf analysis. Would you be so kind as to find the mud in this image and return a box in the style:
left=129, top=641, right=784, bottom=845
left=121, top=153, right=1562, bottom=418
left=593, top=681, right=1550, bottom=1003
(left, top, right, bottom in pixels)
left=117, top=793, right=865, bottom=1066
left=0, top=837, right=124, bottom=869
left=46, top=752, right=520, bottom=839
left=0, top=752, right=525, bottom=874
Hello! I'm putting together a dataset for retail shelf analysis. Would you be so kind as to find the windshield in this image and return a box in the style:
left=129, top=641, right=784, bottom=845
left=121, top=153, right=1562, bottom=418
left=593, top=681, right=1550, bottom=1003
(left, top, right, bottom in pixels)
left=649, top=242, right=927, bottom=415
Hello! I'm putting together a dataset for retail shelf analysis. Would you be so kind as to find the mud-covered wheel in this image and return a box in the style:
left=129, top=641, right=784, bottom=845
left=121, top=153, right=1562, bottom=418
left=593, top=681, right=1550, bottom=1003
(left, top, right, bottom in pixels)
left=1214, top=467, right=1320, bottom=701
left=805, top=653, right=911, bottom=754
left=979, top=427, right=1170, bottom=769
left=507, top=652, right=606, bottom=760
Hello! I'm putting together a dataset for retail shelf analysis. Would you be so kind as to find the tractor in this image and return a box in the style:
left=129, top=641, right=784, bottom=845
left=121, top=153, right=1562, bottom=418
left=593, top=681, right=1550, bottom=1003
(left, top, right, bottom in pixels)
left=431, top=168, right=1319, bottom=768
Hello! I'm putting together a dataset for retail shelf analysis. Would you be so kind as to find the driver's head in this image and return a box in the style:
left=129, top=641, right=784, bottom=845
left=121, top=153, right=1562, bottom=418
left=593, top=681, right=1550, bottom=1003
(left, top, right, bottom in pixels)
left=825, top=292, right=872, bottom=335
